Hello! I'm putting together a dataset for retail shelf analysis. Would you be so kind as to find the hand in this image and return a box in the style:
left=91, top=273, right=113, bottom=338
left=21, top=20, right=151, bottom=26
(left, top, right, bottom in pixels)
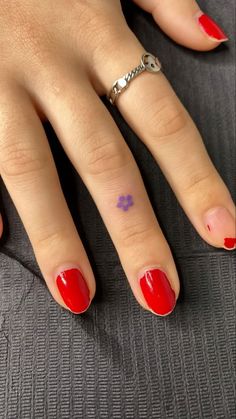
left=0, top=0, right=235, bottom=316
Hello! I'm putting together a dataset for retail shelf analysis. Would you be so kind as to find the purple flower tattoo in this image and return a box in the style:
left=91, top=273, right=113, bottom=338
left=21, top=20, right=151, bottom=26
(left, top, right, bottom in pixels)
left=117, top=194, right=134, bottom=211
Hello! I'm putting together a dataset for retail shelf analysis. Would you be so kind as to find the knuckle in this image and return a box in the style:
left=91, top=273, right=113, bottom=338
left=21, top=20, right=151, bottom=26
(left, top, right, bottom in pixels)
left=120, top=223, right=155, bottom=249
left=183, top=169, right=215, bottom=195
left=77, top=3, right=127, bottom=69
left=21, top=25, right=55, bottom=72
left=2, top=5, right=53, bottom=68
left=147, top=96, right=189, bottom=142
left=0, top=141, right=46, bottom=180
left=33, top=227, right=64, bottom=251
left=90, top=22, right=127, bottom=66
left=84, top=138, right=131, bottom=178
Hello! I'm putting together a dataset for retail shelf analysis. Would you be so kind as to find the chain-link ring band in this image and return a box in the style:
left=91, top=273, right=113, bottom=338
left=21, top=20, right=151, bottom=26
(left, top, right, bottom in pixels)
left=107, top=52, right=162, bottom=105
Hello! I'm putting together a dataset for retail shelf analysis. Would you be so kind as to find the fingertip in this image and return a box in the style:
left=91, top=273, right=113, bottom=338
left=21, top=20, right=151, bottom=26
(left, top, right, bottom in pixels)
left=152, top=7, right=229, bottom=52
left=133, top=0, right=229, bottom=52
left=193, top=11, right=229, bottom=50
left=53, top=266, right=95, bottom=314
left=202, top=206, right=236, bottom=250
left=137, top=266, right=178, bottom=317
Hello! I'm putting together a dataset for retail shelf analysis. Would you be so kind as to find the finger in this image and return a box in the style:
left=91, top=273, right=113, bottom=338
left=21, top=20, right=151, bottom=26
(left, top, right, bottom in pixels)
left=0, top=83, right=96, bottom=313
left=93, top=37, right=236, bottom=250
left=132, top=0, right=228, bottom=51
left=32, top=69, right=180, bottom=316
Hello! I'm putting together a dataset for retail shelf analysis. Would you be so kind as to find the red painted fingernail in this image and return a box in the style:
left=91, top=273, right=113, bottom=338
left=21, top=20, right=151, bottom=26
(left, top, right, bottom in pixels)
left=203, top=206, right=236, bottom=250
left=139, top=268, right=176, bottom=316
left=56, top=268, right=90, bottom=313
left=224, top=238, right=236, bottom=250
left=197, top=12, right=228, bottom=41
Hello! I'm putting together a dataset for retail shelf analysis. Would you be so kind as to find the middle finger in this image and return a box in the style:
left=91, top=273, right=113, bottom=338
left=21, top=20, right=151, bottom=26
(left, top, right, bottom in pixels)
left=29, top=67, right=179, bottom=316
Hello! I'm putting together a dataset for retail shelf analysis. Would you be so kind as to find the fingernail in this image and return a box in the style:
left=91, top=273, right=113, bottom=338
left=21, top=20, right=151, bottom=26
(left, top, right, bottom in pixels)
left=203, top=206, right=236, bottom=250
left=56, top=268, right=91, bottom=313
left=196, top=12, right=228, bottom=42
left=224, top=238, right=236, bottom=249
left=139, top=268, right=176, bottom=316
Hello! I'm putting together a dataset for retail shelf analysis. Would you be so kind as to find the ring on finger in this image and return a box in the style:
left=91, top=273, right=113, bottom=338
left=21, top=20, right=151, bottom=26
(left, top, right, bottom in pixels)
left=107, top=52, right=162, bottom=105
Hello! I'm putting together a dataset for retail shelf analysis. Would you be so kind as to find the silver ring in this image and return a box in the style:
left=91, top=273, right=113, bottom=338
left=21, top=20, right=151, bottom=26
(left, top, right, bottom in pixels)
left=107, top=52, right=162, bottom=105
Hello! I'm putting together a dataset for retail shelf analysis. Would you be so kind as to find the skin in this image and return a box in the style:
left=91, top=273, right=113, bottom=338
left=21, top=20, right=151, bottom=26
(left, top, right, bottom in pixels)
left=0, top=0, right=235, bottom=315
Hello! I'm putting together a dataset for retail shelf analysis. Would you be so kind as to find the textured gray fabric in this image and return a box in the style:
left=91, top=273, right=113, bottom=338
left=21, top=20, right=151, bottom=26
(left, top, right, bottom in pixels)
left=0, top=0, right=235, bottom=418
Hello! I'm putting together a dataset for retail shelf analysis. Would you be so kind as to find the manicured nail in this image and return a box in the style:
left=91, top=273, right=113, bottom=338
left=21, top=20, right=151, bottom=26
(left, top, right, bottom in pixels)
left=56, top=268, right=90, bottom=313
left=196, top=12, right=228, bottom=41
left=203, top=206, right=236, bottom=250
left=224, top=238, right=236, bottom=249
left=139, top=268, right=176, bottom=316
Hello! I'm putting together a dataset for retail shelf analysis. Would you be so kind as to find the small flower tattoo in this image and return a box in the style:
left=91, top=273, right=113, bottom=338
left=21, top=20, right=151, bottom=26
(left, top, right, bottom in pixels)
left=117, top=194, right=134, bottom=211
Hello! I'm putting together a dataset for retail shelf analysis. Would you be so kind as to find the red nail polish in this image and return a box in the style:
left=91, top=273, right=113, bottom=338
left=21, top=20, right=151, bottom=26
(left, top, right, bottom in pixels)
left=224, top=238, right=236, bottom=249
left=140, top=268, right=176, bottom=316
left=204, top=207, right=236, bottom=249
left=56, top=268, right=90, bottom=313
left=197, top=13, right=228, bottom=41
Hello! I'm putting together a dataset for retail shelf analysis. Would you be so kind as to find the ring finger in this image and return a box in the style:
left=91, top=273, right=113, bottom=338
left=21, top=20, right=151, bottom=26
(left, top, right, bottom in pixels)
left=92, top=30, right=236, bottom=250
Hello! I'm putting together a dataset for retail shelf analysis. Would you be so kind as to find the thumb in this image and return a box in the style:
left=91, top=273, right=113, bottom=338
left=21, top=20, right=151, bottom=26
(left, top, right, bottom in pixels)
left=132, top=0, right=228, bottom=51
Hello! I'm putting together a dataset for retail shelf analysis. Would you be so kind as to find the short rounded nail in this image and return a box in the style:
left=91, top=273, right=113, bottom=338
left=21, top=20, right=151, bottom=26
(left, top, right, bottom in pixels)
left=139, top=268, right=176, bottom=316
left=203, top=206, right=236, bottom=250
left=196, top=12, right=228, bottom=41
left=56, top=268, right=91, bottom=313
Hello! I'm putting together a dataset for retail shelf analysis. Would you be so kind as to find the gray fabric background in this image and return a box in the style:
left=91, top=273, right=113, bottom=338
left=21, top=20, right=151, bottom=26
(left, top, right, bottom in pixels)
left=0, top=0, right=235, bottom=418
